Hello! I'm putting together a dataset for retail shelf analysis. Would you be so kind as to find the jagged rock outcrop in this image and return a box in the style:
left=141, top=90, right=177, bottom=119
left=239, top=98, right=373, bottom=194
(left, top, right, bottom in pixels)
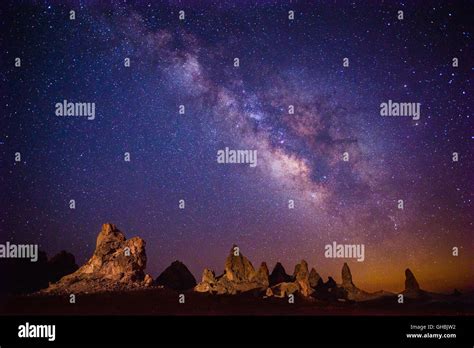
left=42, top=223, right=153, bottom=294
left=254, top=262, right=270, bottom=287
left=194, top=269, right=217, bottom=293
left=313, top=276, right=348, bottom=301
left=326, top=276, right=337, bottom=288
left=266, top=261, right=314, bottom=298
left=405, top=268, right=420, bottom=291
left=340, top=263, right=393, bottom=301
left=341, top=262, right=370, bottom=301
left=224, top=245, right=255, bottom=282
left=202, top=268, right=218, bottom=284
left=308, top=267, right=321, bottom=288
left=156, top=260, right=197, bottom=291
left=293, top=260, right=313, bottom=296
left=341, top=262, right=354, bottom=288
left=269, top=262, right=292, bottom=286
left=402, top=268, right=426, bottom=299
left=194, top=246, right=268, bottom=294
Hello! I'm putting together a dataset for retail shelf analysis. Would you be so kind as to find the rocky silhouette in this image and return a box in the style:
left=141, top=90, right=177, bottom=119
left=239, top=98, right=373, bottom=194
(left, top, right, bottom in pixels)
left=340, top=263, right=394, bottom=301
left=194, top=245, right=268, bottom=294
left=340, top=262, right=370, bottom=301
left=156, top=260, right=197, bottom=291
left=42, top=223, right=153, bottom=294
left=269, top=262, right=292, bottom=286
left=0, top=250, right=79, bottom=295
left=402, top=268, right=427, bottom=299
left=1, top=234, right=471, bottom=316
left=312, top=276, right=348, bottom=301
left=405, top=268, right=420, bottom=291
left=341, top=263, right=354, bottom=288
left=2, top=226, right=469, bottom=316
left=47, top=251, right=79, bottom=283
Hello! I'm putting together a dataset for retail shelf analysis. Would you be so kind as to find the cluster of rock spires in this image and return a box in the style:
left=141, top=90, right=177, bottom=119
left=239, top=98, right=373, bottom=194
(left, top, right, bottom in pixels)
left=194, top=245, right=270, bottom=295
left=193, top=246, right=391, bottom=301
left=34, top=223, right=440, bottom=301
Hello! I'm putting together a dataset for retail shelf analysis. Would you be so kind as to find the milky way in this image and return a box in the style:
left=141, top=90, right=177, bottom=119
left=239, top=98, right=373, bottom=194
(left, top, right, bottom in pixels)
left=2, top=1, right=472, bottom=292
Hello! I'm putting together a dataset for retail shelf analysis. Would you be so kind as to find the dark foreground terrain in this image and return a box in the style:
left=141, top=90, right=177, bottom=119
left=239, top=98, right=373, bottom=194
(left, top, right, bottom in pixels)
left=1, top=287, right=472, bottom=316
left=2, top=225, right=472, bottom=317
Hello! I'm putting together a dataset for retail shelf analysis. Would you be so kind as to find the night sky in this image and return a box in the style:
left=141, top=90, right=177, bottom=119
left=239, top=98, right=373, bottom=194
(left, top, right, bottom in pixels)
left=1, top=0, right=472, bottom=293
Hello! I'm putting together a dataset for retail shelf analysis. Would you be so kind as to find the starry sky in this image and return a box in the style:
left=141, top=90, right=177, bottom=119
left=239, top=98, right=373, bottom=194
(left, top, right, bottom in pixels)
left=1, top=0, right=473, bottom=293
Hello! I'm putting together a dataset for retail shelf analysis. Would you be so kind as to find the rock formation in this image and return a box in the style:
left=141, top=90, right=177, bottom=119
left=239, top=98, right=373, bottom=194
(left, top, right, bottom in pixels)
left=405, top=268, right=420, bottom=291
left=312, top=276, right=347, bottom=301
left=269, top=282, right=299, bottom=298
left=293, top=260, right=313, bottom=296
left=254, top=262, right=270, bottom=287
left=224, top=245, right=255, bottom=282
left=402, top=268, right=426, bottom=299
left=194, top=253, right=319, bottom=298
left=144, top=274, right=154, bottom=287
left=188, top=253, right=416, bottom=302
left=308, top=267, right=321, bottom=288
left=340, top=263, right=394, bottom=301
left=42, top=223, right=153, bottom=294
left=340, top=262, right=370, bottom=301
left=267, top=261, right=315, bottom=298
left=269, top=262, right=292, bottom=286
left=194, top=269, right=218, bottom=292
left=194, top=246, right=268, bottom=294
left=156, top=260, right=197, bottom=291
left=47, top=251, right=79, bottom=283
left=341, top=263, right=354, bottom=288
left=0, top=250, right=80, bottom=295
left=202, top=268, right=218, bottom=284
